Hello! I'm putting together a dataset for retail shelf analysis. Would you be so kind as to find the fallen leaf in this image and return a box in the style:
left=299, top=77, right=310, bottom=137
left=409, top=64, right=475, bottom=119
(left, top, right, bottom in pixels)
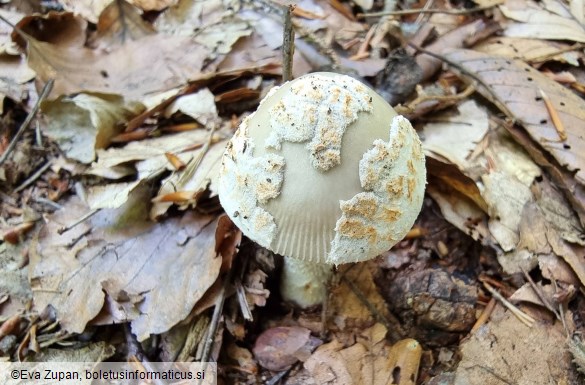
left=150, top=137, right=228, bottom=218
left=89, top=129, right=213, bottom=179
left=475, top=37, right=580, bottom=65
left=499, top=0, right=585, bottom=42
left=444, top=49, right=585, bottom=186
left=422, top=100, right=489, bottom=171
left=482, top=171, right=533, bottom=251
left=57, top=0, right=112, bottom=23
left=95, top=1, right=156, bottom=48
left=455, top=305, right=572, bottom=385
left=41, top=93, right=145, bottom=163
left=22, top=34, right=216, bottom=100
left=130, top=0, right=178, bottom=11
left=164, top=88, right=219, bottom=126
left=30, top=191, right=223, bottom=341
left=86, top=181, right=142, bottom=209
left=253, top=326, right=321, bottom=371
left=304, top=323, right=394, bottom=385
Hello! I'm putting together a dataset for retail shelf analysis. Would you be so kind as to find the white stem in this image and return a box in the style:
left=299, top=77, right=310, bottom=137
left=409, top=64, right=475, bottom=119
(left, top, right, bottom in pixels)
left=280, top=257, right=333, bottom=307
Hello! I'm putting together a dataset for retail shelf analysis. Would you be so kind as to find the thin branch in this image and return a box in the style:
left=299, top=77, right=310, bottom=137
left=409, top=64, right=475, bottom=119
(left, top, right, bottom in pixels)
left=282, top=5, right=296, bottom=82
left=14, top=161, right=52, bottom=192
left=0, top=79, right=54, bottom=166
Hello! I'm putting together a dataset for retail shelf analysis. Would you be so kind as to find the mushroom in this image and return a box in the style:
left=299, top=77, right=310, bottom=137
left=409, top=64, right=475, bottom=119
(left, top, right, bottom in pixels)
left=218, top=72, right=426, bottom=307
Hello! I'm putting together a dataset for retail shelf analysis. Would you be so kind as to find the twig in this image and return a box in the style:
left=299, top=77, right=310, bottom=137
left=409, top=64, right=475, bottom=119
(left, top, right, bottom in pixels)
left=14, top=161, right=52, bottom=192
left=483, top=282, right=535, bottom=327
left=34, top=197, right=63, bottom=210
left=0, top=79, right=54, bottom=166
left=520, top=267, right=561, bottom=319
left=282, top=5, right=296, bottom=82
left=201, top=264, right=235, bottom=365
left=57, top=208, right=100, bottom=234
left=470, top=297, right=496, bottom=333
left=358, top=3, right=499, bottom=18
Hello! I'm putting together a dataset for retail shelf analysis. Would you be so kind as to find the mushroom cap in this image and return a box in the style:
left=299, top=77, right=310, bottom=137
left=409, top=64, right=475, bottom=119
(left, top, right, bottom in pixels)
left=219, top=72, right=425, bottom=265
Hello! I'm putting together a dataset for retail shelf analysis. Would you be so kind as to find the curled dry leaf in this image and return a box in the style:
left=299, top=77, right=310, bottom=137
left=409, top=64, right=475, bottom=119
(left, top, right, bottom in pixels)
left=253, top=326, right=322, bottom=371
left=41, top=93, right=145, bottom=164
left=30, top=192, right=223, bottom=341
left=95, top=0, right=156, bottom=48
left=304, top=323, right=394, bottom=385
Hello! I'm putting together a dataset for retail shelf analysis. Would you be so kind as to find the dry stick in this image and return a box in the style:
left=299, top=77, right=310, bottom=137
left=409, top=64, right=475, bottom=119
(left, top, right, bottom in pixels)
left=282, top=4, right=296, bottom=82
left=358, top=3, right=498, bottom=18
left=470, top=297, right=496, bottom=334
left=14, top=161, right=53, bottom=192
left=520, top=266, right=561, bottom=320
left=200, top=263, right=235, bottom=371
left=0, top=79, right=54, bottom=166
left=483, top=282, right=535, bottom=327
left=57, top=209, right=100, bottom=234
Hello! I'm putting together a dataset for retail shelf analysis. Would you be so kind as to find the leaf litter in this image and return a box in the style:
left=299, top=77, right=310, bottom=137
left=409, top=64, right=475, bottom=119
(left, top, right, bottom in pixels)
left=0, top=0, right=585, bottom=383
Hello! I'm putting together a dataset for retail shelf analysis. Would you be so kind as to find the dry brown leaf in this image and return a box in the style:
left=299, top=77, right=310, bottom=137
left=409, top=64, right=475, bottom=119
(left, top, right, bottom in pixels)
left=455, top=305, right=573, bottom=385
left=23, top=34, right=215, bottom=100
left=95, top=0, right=156, bottom=48
left=57, top=0, right=112, bottom=23
left=304, top=323, right=394, bottom=385
left=475, top=37, right=580, bottom=65
left=30, top=192, right=223, bottom=341
left=89, top=129, right=213, bottom=178
left=13, top=11, right=88, bottom=48
left=329, top=262, right=393, bottom=331
left=445, top=49, right=585, bottom=186
left=422, top=100, right=489, bottom=171
left=415, top=20, right=490, bottom=81
left=426, top=184, right=490, bottom=243
left=130, top=0, right=178, bottom=11
left=253, top=326, right=321, bottom=371
left=41, top=93, right=145, bottom=163
left=499, top=0, right=585, bottom=42
left=150, top=136, right=228, bottom=218
left=538, top=254, right=580, bottom=286
left=482, top=171, right=533, bottom=251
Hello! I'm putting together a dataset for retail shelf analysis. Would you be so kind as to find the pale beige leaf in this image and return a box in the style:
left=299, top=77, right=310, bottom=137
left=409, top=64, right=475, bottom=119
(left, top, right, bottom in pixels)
left=475, top=37, right=579, bottom=65
left=150, top=137, right=228, bottom=218
left=444, top=49, right=585, bottom=186
left=570, top=0, right=585, bottom=23
left=481, top=171, right=533, bottom=251
left=57, top=0, right=112, bottom=23
left=304, top=324, right=394, bottom=385
left=499, top=2, right=585, bottom=42
left=25, top=34, right=215, bottom=100
left=455, top=305, right=572, bottom=385
left=90, top=129, right=212, bottom=176
left=86, top=181, right=141, bottom=209
left=41, top=93, right=145, bottom=163
left=129, top=0, right=178, bottom=11
left=422, top=100, right=489, bottom=171
left=165, top=88, right=218, bottom=125
left=31, top=193, right=222, bottom=341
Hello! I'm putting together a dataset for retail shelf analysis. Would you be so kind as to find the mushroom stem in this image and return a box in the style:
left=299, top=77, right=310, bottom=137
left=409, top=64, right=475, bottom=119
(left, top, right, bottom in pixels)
left=280, top=257, right=333, bottom=308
